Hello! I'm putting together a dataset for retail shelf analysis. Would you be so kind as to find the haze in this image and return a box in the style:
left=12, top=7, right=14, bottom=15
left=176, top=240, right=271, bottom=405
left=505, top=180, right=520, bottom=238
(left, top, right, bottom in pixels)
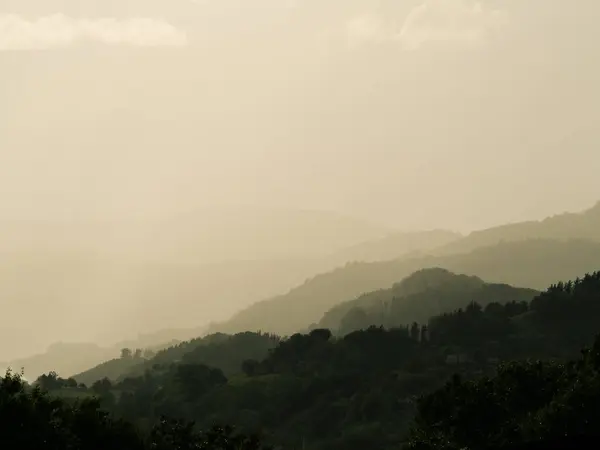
left=1, top=0, right=599, bottom=361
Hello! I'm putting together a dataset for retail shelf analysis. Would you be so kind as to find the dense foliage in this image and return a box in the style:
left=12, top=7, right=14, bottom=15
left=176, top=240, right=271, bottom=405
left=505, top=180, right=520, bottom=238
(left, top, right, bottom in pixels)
left=0, top=369, right=271, bottom=450
left=75, top=331, right=281, bottom=384
left=409, top=333, right=600, bottom=449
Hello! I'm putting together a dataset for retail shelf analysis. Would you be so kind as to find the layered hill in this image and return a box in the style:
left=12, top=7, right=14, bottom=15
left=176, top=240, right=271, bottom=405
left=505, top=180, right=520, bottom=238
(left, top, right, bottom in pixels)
left=0, top=207, right=388, bottom=360
left=73, top=331, right=281, bottom=385
left=325, top=229, right=461, bottom=265
left=319, top=268, right=539, bottom=333
left=437, top=200, right=600, bottom=256
left=209, top=239, right=600, bottom=336
left=2, top=332, right=189, bottom=382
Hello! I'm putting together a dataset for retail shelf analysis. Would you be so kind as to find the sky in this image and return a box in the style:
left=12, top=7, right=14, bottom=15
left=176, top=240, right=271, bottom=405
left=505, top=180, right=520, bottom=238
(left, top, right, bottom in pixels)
left=1, top=0, right=598, bottom=231
left=1, top=0, right=600, bottom=361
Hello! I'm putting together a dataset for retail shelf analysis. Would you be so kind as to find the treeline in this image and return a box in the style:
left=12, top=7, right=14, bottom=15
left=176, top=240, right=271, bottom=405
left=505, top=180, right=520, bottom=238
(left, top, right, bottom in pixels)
left=0, top=370, right=270, bottom=450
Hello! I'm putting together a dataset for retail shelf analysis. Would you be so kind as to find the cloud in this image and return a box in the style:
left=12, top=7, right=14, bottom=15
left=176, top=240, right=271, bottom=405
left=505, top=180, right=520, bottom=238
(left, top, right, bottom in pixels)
left=0, top=13, right=188, bottom=50
left=345, top=15, right=388, bottom=47
left=398, top=0, right=507, bottom=50
left=345, top=0, right=507, bottom=50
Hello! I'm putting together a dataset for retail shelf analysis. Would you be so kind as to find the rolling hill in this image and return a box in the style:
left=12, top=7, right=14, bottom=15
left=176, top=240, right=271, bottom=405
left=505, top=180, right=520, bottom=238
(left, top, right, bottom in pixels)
left=319, top=268, right=539, bottom=333
left=208, top=239, right=600, bottom=336
left=68, top=269, right=536, bottom=385
left=1, top=331, right=191, bottom=382
left=73, top=331, right=280, bottom=385
left=436, top=200, right=600, bottom=256
left=325, top=229, right=461, bottom=265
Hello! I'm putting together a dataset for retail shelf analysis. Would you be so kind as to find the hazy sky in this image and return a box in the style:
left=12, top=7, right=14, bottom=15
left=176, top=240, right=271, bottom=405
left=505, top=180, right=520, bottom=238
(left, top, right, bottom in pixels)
left=1, top=0, right=598, bottom=231
left=1, top=1, right=600, bottom=362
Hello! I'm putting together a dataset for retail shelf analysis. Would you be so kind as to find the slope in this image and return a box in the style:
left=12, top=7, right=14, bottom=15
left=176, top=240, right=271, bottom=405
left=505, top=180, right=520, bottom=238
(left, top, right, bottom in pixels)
left=209, top=239, right=600, bottom=336
left=319, top=268, right=539, bottom=333
left=437, top=200, right=600, bottom=256
left=325, top=230, right=462, bottom=265
left=73, top=332, right=281, bottom=385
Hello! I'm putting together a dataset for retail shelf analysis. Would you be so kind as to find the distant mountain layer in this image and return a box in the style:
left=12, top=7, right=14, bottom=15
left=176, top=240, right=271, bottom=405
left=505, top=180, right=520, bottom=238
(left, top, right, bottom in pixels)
left=209, top=239, right=600, bottom=336
left=1, top=343, right=115, bottom=382
left=437, top=201, right=600, bottom=256
left=319, top=268, right=539, bottom=333
left=0, top=207, right=391, bottom=360
left=0, top=222, right=461, bottom=367
left=326, top=230, right=461, bottom=264
left=0, top=208, right=388, bottom=262
left=1, top=333, right=188, bottom=382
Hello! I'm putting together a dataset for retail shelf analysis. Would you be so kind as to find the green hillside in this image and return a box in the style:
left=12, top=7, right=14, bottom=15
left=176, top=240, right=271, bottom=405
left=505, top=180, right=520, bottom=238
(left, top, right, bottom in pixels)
left=74, top=355, right=147, bottom=387
left=74, top=332, right=281, bottom=385
left=319, top=268, right=539, bottom=333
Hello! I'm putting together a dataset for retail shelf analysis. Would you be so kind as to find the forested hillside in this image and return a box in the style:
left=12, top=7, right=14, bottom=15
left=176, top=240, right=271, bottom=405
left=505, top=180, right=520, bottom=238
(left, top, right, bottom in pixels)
left=26, top=271, right=600, bottom=450
left=74, top=331, right=281, bottom=386
left=210, top=239, right=600, bottom=336
left=319, top=268, right=538, bottom=334
left=409, top=336, right=600, bottom=449
left=0, top=370, right=270, bottom=450
left=73, top=270, right=534, bottom=385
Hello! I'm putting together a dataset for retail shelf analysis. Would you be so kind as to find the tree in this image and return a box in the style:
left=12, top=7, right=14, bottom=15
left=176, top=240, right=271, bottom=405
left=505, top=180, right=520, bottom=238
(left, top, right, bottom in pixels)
left=150, top=419, right=271, bottom=450
left=92, top=377, right=113, bottom=395
left=121, top=348, right=132, bottom=359
left=242, top=359, right=260, bottom=377
left=309, top=328, right=332, bottom=342
left=410, top=322, right=420, bottom=341
left=36, top=371, right=63, bottom=391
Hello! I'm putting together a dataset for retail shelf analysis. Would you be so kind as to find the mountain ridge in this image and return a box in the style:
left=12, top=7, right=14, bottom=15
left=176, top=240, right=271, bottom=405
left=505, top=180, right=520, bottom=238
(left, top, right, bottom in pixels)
left=319, top=268, right=539, bottom=333
left=208, top=238, right=600, bottom=336
left=436, top=200, right=600, bottom=256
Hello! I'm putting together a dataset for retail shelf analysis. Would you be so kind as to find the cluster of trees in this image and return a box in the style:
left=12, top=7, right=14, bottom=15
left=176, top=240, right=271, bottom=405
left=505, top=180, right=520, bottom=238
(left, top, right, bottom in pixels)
left=36, top=370, right=85, bottom=390
left=115, top=332, right=281, bottom=382
left=409, top=332, right=600, bottom=449
left=120, top=348, right=156, bottom=359
left=1, top=370, right=271, bottom=449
